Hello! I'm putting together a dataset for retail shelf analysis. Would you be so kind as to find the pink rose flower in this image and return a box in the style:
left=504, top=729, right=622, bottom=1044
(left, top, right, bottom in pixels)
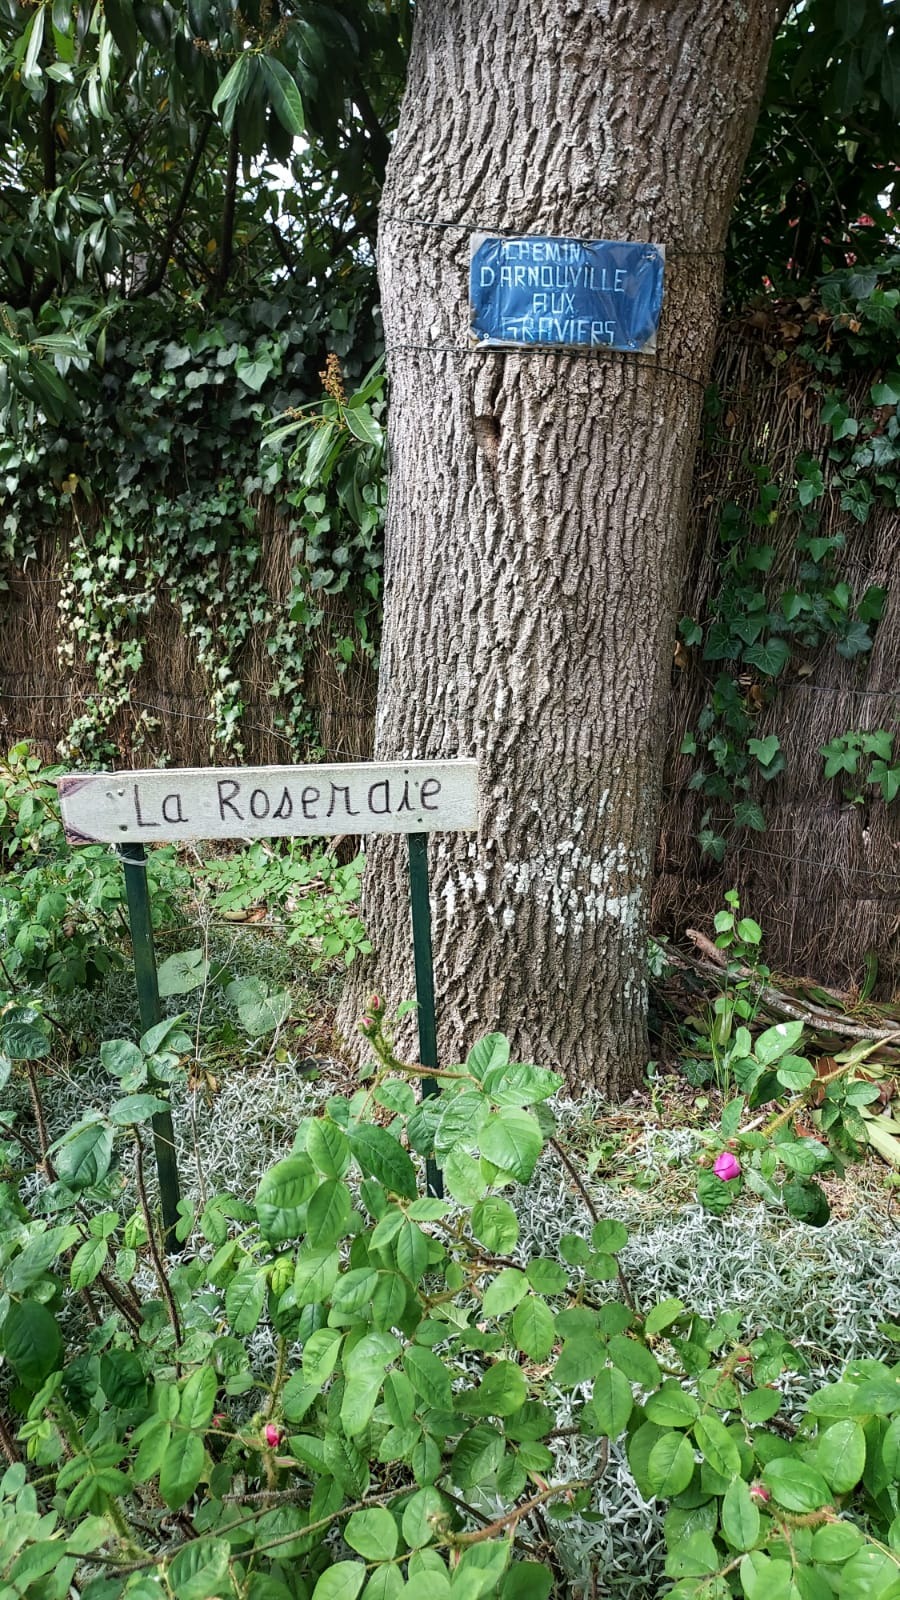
left=264, top=1423, right=282, bottom=1448
left=713, top=1150, right=741, bottom=1182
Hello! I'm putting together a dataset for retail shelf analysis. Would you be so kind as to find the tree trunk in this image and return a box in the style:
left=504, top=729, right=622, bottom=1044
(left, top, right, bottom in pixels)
left=339, top=0, right=785, bottom=1094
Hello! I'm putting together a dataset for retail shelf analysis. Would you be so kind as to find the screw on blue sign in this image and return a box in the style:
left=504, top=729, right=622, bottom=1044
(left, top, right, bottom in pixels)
left=469, top=235, right=665, bottom=353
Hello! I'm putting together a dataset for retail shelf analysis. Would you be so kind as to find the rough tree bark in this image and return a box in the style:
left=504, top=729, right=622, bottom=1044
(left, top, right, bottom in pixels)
left=339, top=0, right=786, bottom=1094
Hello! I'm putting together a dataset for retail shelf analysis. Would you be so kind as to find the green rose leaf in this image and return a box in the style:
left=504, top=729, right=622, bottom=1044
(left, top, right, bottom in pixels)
left=648, top=1430, right=696, bottom=1497
left=479, top=1109, right=543, bottom=1182
left=307, top=1117, right=352, bottom=1177
left=166, top=1539, right=230, bottom=1599
left=762, top=1456, right=833, bottom=1512
left=817, top=1418, right=866, bottom=1494
left=644, top=1382, right=699, bottom=1429
left=311, top=1563, right=367, bottom=1600
left=302, top=1328, right=343, bottom=1389
left=306, top=1179, right=353, bottom=1248
left=53, top=1122, right=113, bottom=1191
left=344, top=1507, right=399, bottom=1561
left=693, top=1414, right=741, bottom=1479
left=721, top=1476, right=761, bottom=1551
left=255, top=1157, right=317, bottom=1241
left=401, top=1487, right=446, bottom=1550
left=483, top=1268, right=529, bottom=1318
left=403, top=1345, right=453, bottom=1412
left=511, top=1296, right=556, bottom=1360
left=462, top=1361, right=528, bottom=1418
left=292, top=1247, right=340, bottom=1307
left=2, top=1300, right=63, bottom=1387
left=587, top=1366, right=634, bottom=1438
left=349, top=1123, right=418, bottom=1198
left=471, top=1196, right=519, bottom=1252
left=159, top=1431, right=205, bottom=1509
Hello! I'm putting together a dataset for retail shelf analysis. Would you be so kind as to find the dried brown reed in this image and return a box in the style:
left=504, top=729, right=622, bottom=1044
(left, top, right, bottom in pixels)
left=654, top=314, right=900, bottom=996
left=0, top=504, right=376, bottom=769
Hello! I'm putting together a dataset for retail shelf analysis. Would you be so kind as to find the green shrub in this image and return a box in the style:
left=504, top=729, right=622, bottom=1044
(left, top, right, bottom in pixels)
left=0, top=1006, right=898, bottom=1597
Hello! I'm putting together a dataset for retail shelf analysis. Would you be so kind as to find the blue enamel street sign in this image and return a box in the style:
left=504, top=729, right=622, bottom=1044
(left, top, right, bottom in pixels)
left=469, top=235, right=665, bottom=353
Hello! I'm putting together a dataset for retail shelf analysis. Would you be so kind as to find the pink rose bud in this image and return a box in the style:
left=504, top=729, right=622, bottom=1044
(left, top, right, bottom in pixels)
left=360, top=1015, right=375, bottom=1031
left=369, top=994, right=383, bottom=1012
left=264, top=1423, right=282, bottom=1448
left=713, top=1150, right=742, bottom=1182
left=211, top=1412, right=226, bottom=1428
left=749, top=1482, right=771, bottom=1503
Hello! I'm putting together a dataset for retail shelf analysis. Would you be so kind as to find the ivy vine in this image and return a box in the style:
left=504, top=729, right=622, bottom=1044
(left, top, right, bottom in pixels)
left=680, top=258, right=900, bottom=861
left=0, top=277, right=383, bottom=761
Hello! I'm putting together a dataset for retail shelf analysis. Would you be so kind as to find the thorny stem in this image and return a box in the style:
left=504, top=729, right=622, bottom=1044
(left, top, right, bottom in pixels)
left=94, top=1490, right=403, bottom=1575
left=438, top=1486, right=542, bottom=1559
left=447, top=1475, right=598, bottom=1547
left=0, top=1411, right=21, bottom=1465
left=134, top=1131, right=182, bottom=1352
left=266, top=1336, right=287, bottom=1419
left=25, top=1062, right=49, bottom=1163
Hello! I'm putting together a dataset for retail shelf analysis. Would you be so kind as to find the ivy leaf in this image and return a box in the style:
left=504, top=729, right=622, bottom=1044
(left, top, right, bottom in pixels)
left=747, top=734, right=781, bottom=768
left=235, top=353, right=275, bottom=393
left=742, top=637, right=790, bottom=676
left=871, top=375, right=900, bottom=406
left=733, top=800, right=766, bottom=832
left=157, top=948, right=208, bottom=997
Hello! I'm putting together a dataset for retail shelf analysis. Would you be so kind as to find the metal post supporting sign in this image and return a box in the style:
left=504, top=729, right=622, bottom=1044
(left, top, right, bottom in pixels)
left=407, top=832, right=442, bottom=1197
left=57, top=760, right=479, bottom=1225
left=119, top=844, right=182, bottom=1250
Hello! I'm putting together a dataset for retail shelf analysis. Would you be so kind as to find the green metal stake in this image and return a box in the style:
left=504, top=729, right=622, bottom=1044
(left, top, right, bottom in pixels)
left=407, top=832, right=443, bottom=1198
left=119, top=844, right=182, bottom=1251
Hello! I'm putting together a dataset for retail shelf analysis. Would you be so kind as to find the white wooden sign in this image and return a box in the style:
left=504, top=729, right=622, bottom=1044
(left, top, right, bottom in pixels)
left=57, top=761, right=479, bottom=845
